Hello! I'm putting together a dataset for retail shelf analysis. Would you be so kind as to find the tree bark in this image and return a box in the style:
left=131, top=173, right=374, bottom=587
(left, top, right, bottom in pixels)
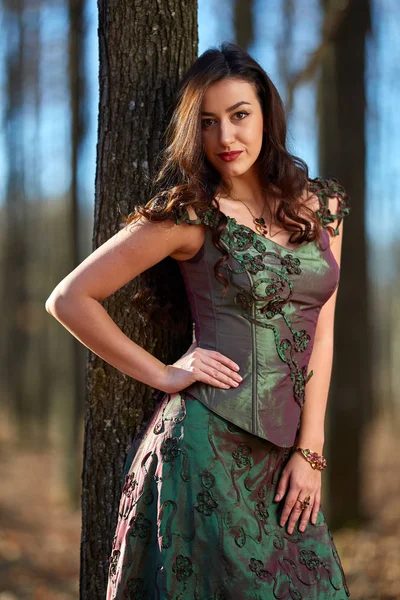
left=80, top=1, right=198, bottom=596
left=318, top=0, right=372, bottom=529
left=234, top=0, right=254, bottom=50
left=2, top=0, right=31, bottom=442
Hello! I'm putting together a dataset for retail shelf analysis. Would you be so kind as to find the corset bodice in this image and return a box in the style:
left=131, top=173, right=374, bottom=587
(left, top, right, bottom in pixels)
left=168, top=177, right=351, bottom=447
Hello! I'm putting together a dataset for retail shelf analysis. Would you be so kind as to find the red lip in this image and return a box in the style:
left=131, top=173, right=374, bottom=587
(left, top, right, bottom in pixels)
left=218, top=151, right=243, bottom=162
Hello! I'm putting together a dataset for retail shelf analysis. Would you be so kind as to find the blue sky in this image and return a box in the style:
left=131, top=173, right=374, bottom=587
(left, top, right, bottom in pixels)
left=1, top=0, right=399, bottom=269
left=80, top=0, right=321, bottom=207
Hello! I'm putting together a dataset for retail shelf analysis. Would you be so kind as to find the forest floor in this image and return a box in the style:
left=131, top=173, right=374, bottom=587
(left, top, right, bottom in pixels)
left=0, top=413, right=399, bottom=600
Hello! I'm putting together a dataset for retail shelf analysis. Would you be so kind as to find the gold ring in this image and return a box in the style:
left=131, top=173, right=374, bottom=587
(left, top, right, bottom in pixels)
left=298, top=495, right=311, bottom=510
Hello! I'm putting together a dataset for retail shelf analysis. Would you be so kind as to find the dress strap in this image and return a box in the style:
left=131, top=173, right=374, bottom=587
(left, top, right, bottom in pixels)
left=308, top=177, right=351, bottom=236
left=169, top=206, right=203, bottom=226
left=149, top=193, right=217, bottom=227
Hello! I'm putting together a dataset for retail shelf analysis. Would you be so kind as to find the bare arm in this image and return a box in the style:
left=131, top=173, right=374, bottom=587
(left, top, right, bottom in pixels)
left=45, top=211, right=242, bottom=392
left=275, top=195, right=346, bottom=534
left=297, top=198, right=345, bottom=454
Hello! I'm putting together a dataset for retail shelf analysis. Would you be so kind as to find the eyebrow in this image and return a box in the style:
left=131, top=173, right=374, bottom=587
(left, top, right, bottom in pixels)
left=200, top=101, right=252, bottom=116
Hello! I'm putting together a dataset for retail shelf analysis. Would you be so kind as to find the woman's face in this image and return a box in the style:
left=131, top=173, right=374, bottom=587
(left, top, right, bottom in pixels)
left=200, top=78, right=265, bottom=182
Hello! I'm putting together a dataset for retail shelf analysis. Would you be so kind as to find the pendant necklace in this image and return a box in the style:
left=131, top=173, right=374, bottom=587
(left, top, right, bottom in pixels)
left=228, top=191, right=269, bottom=237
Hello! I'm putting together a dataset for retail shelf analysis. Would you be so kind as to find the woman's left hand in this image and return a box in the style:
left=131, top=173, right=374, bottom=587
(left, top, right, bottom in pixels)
left=273, top=450, right=322, bottom=534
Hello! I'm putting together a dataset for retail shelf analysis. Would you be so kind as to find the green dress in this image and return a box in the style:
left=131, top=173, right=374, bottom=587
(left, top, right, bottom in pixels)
left=106, top=177, right=351, bottom=599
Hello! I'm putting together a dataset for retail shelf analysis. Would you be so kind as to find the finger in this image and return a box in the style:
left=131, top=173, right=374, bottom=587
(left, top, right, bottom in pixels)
left=279, top=490, right=299, bottom=528
left=199, top=363, right=240, bottom=388
left=195, top=367, right=232, bottom=389
left=285, top=497, right=305, bottom=533
left=299, top=500, right=314, bottom=532
left=274, top=469, right=290, bottom=502
left=200, top=355, right=242, bottom=384
left=311, top=491, right=321, bottom=525
left=193, top=361, right=239, bottom=389
left=207, top=350, right=241, bottom=372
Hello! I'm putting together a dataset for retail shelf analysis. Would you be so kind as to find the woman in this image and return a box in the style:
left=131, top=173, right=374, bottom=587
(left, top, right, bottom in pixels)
left=46, top=42, right=351, bottom=599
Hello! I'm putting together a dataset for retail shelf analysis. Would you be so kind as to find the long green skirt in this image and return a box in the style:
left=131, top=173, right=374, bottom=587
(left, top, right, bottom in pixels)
left=106, top=391, right=350, bottom=599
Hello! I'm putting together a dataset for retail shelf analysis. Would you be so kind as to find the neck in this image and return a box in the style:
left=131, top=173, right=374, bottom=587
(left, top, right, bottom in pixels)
left=218, top=168, right=274, bottom=210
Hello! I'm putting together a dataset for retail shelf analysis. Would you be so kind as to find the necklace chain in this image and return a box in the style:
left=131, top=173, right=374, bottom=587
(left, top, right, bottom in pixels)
left=225, top=191, right=269, bottom=237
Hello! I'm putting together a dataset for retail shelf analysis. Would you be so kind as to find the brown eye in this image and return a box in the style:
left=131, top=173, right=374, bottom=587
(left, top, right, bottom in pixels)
left=201, top=119, right=214, bottom=129
left=234, top=111, right=249, bottom=120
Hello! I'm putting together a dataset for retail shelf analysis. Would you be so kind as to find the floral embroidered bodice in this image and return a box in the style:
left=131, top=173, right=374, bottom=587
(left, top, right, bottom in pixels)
left=170, top=177, right=351, bottom=448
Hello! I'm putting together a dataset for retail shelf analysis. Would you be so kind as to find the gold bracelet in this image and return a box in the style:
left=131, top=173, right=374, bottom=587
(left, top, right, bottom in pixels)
left=294, top=446, right=327, bottom=471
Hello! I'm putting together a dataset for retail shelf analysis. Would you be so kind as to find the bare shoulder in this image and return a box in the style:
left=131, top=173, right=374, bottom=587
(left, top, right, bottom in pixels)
left=47, top=207, right=206, bottom=304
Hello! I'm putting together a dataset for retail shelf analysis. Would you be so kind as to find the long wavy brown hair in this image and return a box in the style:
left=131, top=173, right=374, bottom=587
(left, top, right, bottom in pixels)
left=121, top=41, right=331, bottom=330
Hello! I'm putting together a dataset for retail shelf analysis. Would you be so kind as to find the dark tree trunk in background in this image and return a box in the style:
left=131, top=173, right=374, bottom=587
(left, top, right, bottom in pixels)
left=2, top=0, right=31, bottom=442
left=318, top=0, right=372, bottom=529
left=2, top=0, right=52, bottom=447
left=280, top=0, right=295, bottom=83
left=31, top=0, right=53, bottom=447
left=80, top=1, right=197, bottom=596
left=234, top=0, right=254, bottom=50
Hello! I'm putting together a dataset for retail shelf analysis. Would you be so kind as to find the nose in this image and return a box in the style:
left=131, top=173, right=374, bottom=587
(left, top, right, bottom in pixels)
left=219, top=118, right=236, bottom=148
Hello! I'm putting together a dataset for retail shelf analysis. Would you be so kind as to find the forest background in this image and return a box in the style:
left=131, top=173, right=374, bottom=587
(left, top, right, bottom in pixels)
left=1, top=0, right=399, bottom=598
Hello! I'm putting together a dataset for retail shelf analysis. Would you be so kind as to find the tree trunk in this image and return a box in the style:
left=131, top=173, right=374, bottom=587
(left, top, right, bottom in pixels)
left=234, top=0, right=254, bottom=50
left=80, top=1, right=198, bottom=596
left=318, top=0, right=372, bottom=529
left=2, top=0, right=31, bottom=443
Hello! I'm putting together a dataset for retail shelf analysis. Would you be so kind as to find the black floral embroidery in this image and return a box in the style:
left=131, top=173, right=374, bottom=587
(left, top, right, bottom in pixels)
left=158, top=499, right=182, bottom=550
left=118, top=504, right=132, bottom=521
left=129, top=512, right=152, bottom=540
left=233, top=290, right=253, bottom=314
left=248, top=557, right=270, bottom=579
left=200, top=469, right=215, bottom=489
left=289, top=588, right=302, bottom=600
left=328, top=525, right=351, bottom=597
left=280, top=254, right=302, bottom=274
left=233, top=526, right=246, bottom=548
left=230, top=227, right=254, bottom=250
left=309, top=176, right=351, bottom=235
left=142, top=488, right=154, bottom=506
left=106, top=394, right=352, bottom=600
left=172, top=554, right=193, bottom=582
left=149, top=194, right=203, bottom=226
left=293, top=329, right=311, bottom=352
left=214, top=589, right=232, bottom=600
left=218, top=224, right=315, bottom=409
left=153, top=419, right=164, bottom=435
left=109, top=549, right=120, bottom=579
left=194, top=489, right=218, bottom=516
left=160, top=436, right=180, bottom=462
left=254, top=500, right=269, bottom=524
left=122, top=472, right=137, bottom=498
left=298, top=548, right=321, bottom=571
left=237, top=252, right=266, bottom=274
left=232, top=442, right=252, bottom=468
left=201, top=177, right=349, bottom=415
left=226, top=421, right=241, bottom=433
left=124, top=577, right=146, bottom=599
